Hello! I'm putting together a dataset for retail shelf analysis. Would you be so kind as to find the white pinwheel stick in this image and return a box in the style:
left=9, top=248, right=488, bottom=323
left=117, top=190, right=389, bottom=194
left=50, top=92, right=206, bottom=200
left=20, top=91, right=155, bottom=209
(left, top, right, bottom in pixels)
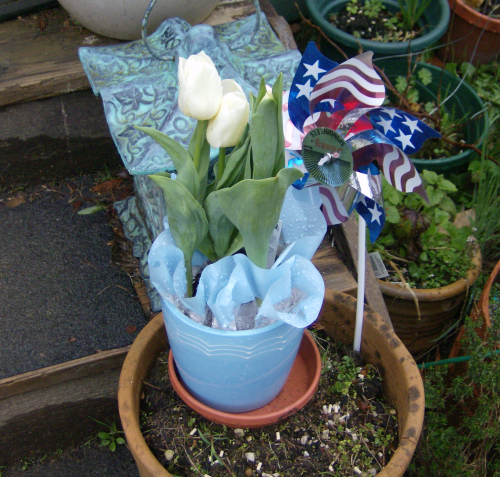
left=354, top=216, right=366, bottom=352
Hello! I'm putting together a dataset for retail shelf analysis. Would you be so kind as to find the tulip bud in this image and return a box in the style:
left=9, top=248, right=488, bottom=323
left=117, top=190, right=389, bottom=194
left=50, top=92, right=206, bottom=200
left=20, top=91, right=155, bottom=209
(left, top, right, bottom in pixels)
left=206, top=80, right=250, bottom=149
left=178, top=51, right=223, bottom=120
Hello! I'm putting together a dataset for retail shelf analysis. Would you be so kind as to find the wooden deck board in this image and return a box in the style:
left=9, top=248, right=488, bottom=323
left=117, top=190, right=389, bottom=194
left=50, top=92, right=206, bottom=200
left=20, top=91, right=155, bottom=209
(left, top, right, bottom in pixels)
left=0, top=0, right=260, bottom=108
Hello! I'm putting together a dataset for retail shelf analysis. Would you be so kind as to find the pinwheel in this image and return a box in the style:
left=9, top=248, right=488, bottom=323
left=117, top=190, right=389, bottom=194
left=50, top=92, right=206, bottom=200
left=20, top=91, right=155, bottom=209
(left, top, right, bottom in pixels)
left=283, top=42, right=441, bottom=350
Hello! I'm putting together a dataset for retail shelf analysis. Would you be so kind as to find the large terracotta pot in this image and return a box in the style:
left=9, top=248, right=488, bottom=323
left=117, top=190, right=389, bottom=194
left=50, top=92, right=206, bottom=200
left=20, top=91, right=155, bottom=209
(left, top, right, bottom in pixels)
left=449, top=258, right=500, bottom=360
left=378, top=247, right=482, bottom=356
left=57, top=0, right=220, bottom=40
left=118, top=289, right=424, bottom=477
left=440, top=0, right=500, bottom=64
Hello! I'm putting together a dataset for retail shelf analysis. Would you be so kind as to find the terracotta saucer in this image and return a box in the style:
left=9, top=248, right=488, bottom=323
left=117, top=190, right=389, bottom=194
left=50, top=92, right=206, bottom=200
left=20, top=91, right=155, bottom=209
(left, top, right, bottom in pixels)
left=168, top=330, right=322, bottom=428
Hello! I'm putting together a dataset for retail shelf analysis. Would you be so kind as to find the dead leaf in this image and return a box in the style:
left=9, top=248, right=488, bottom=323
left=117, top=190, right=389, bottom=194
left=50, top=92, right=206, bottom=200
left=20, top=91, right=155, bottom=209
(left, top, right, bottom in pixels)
left=356, top=399, right=371, bottom=411
left=126, top=325, right=137, bottom=334
left=6, top=196, right=25, bottom=208
left=72, top=200, right=83, bottom=212
left=91, top=178, right=123, bottom=194
left=67, top=337, right=76, bottom=343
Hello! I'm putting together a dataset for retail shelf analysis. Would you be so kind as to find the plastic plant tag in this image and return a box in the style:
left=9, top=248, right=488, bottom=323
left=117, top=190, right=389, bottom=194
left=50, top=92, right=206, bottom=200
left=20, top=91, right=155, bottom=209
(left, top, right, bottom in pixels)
left=368, top=252, right=389, bottom=279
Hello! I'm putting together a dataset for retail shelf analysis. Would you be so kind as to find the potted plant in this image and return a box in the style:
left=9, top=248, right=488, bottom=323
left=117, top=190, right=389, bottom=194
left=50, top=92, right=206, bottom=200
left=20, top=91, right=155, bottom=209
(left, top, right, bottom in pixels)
left=126, top=51, right=329, bottom=416
left=377, top=59, right=488, bottom=175
left=369, top=169, right=482, bottom=355
left=118, top=289, right=425, bottom=477
left=305, top=0, right=450, bottom=61
left=440, top=0, right=500, bottom=65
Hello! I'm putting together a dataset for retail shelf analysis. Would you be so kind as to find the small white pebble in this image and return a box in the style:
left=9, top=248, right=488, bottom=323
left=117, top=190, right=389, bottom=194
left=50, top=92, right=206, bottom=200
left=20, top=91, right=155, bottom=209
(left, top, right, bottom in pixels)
left=378, top=452, right=383, bottom=458
left=333, top=404, right=340, bottom=414
left=345, top=428, right=352, bottom=434
left=329, top=465, right=334, bottom=472
left=322, top=404, right=328, bottom=414
left=352, top=433, right=358, bottom=442
left=300, top=435, right=308, bottom=445
left=307, top=440, right=312, bottom=445
left=256, top=462, right=262, bottom=472
left=339, top=414, right=347, bottom=422
left=234, top=428, right=245, bottom=438
left=358, top=373, right=365, bottom=380
left=327, top=420, right=334, bottom=428
left=328, top=404, right=333, bottom=414
left=322, top=430, right=330, bottom=440
left=262, top=474, right=273, bottom=477
left=368, top=469, right=377, bottom=475
left=208, top=456, right=212, bottom=463
left=276, top=432, right=281, bottom=441
left=189, top=428, right=197, bottom=436
left=273, top=474, right=281, bottom=477
left=354, top=466, right=362, bottom=475
left=245, top=452, right=255, bottom=463
left=363, top=437, right=370, bottom=443
left=372, top=411, right=378, bottom=418
left=164, top=450, right=175, bottom=461
left=325, top=445, right=329, bottom=449
left=303, top=451, right=310, bottom=457
left=246, top=436, right=253, bottom=442
left=219, top=450, right=224, bottom=458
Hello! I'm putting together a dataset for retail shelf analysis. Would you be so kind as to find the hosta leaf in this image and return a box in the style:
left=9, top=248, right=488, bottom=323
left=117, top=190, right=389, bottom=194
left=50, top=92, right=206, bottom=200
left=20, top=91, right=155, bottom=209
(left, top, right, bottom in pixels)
left=218, top=168, right=303, bottom=268
left=138, top=127, right=200, bottom=201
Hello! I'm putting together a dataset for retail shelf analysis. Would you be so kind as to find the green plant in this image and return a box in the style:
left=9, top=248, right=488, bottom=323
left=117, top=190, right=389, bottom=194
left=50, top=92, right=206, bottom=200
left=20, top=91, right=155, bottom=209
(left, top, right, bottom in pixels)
left=330, top=355, right=360, bottom=395
left=92, top=418, right=125, bottom=452
left=409, top=312, right=500, bottom=476
left=140, top=59, right=302, bottom=296
left=388, top=66, right=468, bottom=160
left=396, top=0, right=433, bottom=31
left=471, top=141, right=500, bottom=269
left=369, top=170, right=474, bottom=288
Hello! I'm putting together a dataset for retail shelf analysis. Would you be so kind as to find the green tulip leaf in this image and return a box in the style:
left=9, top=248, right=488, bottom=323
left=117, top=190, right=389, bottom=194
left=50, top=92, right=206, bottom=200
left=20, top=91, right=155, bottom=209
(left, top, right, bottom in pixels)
left=197, top=235, right=218, bottom=263
left=251, top=77, right=267, bottom=115
left=218, top=167, right=303, bottom=268
left=271, top=73, right=286, bottom=176
left=149, top=174, right=209, bottom=296
left=188, top=120, right=210, bottom=193
left=250, top=94, right=279, bottom=180
left=204, top=191, right=239, bottom=258
left=216, top=135, right=251, bottom=190
left=138, top=126, right=200, bottom=201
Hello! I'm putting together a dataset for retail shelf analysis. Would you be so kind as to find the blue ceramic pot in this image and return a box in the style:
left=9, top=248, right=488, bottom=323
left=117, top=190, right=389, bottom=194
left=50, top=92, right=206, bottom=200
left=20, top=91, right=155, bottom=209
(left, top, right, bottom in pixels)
left=161, top=297, right=304, bottom=413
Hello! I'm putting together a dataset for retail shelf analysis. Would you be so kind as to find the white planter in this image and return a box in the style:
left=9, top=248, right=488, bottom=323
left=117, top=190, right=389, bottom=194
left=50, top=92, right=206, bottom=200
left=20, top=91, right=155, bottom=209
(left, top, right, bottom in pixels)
left=57, top=0, right=220, bottom=40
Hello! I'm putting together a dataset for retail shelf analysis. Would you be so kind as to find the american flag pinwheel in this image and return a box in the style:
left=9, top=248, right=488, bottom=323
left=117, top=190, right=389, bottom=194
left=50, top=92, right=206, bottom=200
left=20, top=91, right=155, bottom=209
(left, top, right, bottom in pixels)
left=283, top=43, right=441, bottom=351
left=283, top=42, right=441, bottom=244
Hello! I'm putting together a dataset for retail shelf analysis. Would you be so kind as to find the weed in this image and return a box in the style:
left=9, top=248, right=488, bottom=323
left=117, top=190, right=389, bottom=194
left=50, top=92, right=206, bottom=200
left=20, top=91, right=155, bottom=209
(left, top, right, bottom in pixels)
left=91, top=418, right=125, bottom=452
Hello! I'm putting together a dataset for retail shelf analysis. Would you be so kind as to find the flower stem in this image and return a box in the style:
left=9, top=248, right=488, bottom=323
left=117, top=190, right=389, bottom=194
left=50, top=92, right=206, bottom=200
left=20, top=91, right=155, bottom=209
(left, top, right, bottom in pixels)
left=217, top=147, right=226, bottom=183
left=185, top=257, right=193, bottom=298
left=193, top=120, right=206, bottom=171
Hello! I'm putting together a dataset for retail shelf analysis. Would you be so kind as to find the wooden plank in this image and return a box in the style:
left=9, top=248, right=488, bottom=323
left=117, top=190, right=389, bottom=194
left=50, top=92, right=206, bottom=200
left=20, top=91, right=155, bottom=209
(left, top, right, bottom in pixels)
left=312, top=236, right=358, bottom=296
left=0, top=8, right=119, bottom=107
left=0, top=346, right=129, bottom=400
left=0, top=0, right=264, bottom=108
left=0, top=346, right=130, bottom=463
left=332, top=219, right=392, bottom=324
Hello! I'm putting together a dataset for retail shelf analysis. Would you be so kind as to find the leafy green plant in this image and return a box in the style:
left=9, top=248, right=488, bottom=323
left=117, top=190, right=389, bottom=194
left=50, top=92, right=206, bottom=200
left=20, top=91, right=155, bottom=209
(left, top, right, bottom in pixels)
left=396, top=0, right=433, bottom=31
left=369, top=170, right=474, bottom=288
left=92, top=418, right=125, bottom=452
left=330, top=355, right=360, bottom=396
left=409, top=312, right=500, bottom=476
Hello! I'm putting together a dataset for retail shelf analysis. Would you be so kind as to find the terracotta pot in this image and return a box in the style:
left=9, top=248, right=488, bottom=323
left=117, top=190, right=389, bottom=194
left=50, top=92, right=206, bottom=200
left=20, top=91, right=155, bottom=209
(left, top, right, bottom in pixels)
left=440, top=0, right=500, bottom=64
left=449, top=258, right=500, bottom=360
left=378, top=247, right=482, bottom=356
left=118, top=289, right=424, bottom=477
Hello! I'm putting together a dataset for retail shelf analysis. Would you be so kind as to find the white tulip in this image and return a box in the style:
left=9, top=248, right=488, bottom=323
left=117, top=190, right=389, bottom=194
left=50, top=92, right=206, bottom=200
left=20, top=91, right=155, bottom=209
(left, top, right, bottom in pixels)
left=178, top=51, right=223, bottom=120
left=206, top=80, right=250, bottom=149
